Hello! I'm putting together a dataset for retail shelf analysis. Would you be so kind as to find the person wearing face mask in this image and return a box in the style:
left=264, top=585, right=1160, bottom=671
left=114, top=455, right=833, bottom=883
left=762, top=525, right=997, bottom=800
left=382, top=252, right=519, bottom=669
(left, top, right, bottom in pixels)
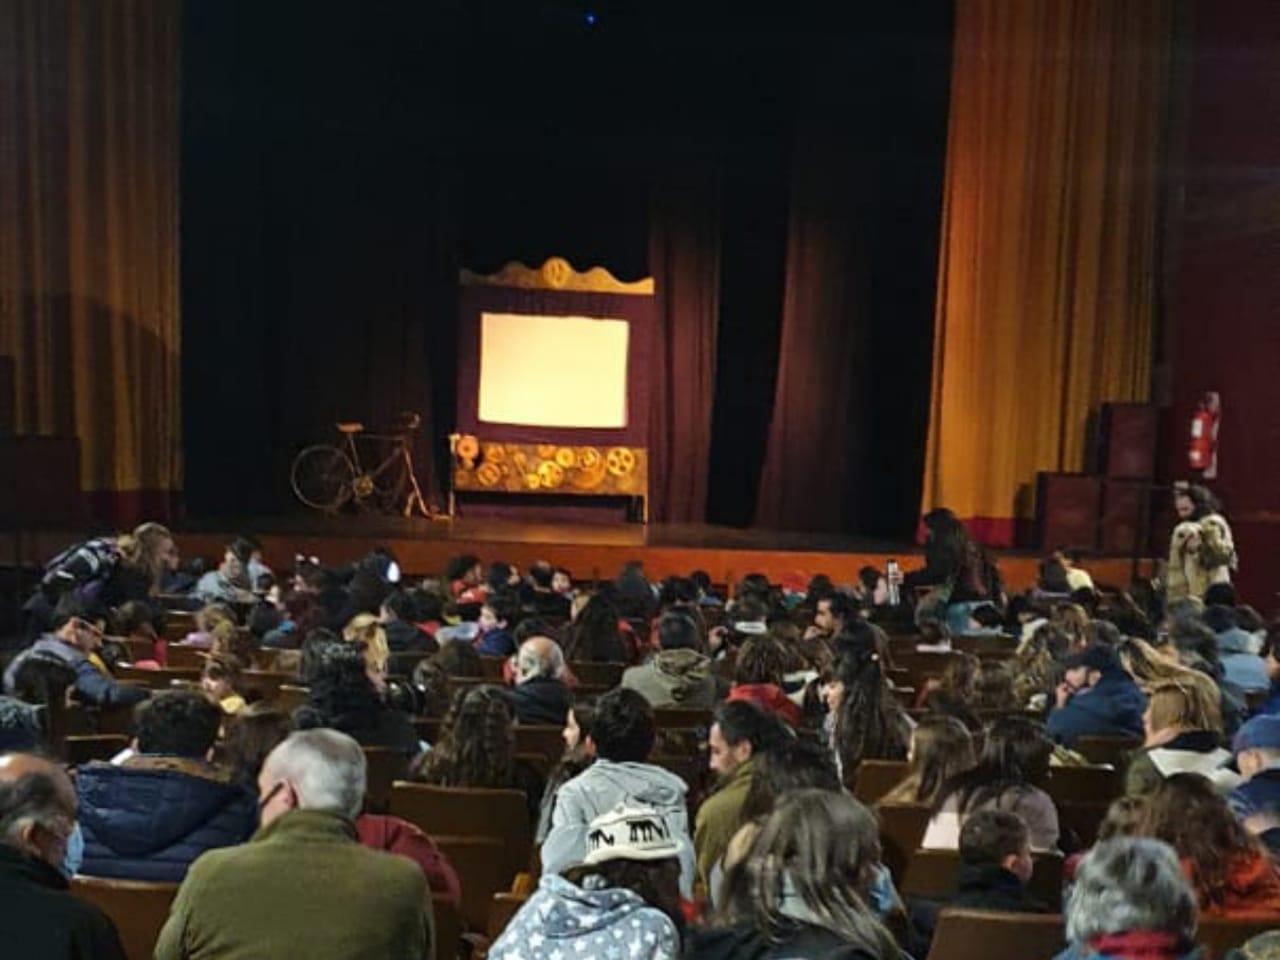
left=0, top=753, right=126, bottom=959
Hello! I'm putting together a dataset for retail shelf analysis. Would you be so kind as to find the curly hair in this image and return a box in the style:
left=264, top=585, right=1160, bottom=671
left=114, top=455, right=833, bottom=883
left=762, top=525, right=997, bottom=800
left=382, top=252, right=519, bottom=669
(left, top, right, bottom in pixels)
left=417, top=685, right=517, bottom=789
left=1140, top=773, right=1266, bottom=910
left=735, top=636, right=789, bottom=687
left=297, top=641, right=385, bottom=733
left=563, top=593, right=625, bottom=663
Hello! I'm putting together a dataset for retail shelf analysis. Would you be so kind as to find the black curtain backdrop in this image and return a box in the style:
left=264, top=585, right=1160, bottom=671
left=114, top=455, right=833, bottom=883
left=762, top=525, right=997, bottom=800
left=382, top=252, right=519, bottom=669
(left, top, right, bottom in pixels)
left=182, top=1, right=952, bottom=538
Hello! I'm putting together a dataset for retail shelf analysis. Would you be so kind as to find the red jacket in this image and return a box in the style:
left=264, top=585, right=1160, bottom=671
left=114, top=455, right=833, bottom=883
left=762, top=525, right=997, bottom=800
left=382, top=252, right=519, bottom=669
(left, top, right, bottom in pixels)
left=1189, top=853, right=1280, bottom=919
left=355, top=814, right=461, bottom=908
left=725, top=683, right=802, bottom=727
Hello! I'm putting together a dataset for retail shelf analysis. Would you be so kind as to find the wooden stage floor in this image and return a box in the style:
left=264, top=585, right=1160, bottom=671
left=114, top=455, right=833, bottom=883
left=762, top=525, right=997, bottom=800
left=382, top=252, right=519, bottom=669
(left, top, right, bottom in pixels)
left=161, top=515, right=1152, bottom=593
left=5, top=516, right=1154, bottom=593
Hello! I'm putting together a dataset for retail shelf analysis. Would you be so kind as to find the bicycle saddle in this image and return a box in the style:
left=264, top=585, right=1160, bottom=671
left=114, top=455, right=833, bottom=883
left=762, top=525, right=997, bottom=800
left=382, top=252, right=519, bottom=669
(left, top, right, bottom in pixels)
left=335, top=422, right=364, bottom=434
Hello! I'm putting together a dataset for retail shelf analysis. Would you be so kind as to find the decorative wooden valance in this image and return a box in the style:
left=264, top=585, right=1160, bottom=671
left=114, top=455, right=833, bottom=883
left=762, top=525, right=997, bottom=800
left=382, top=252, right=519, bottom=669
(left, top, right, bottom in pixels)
left=459, top=256, right=654, bottom=296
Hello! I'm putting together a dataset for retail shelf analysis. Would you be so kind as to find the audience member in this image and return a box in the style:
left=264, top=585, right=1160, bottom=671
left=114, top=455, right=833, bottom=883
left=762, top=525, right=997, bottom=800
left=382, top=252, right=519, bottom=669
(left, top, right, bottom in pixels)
left=379, top=590, right=435, bottom=654
left=446, top=554, right=487, bottom=604
left=0, top=753, right=127, bottom=960
left=490, top=803, right=682, bottom=960
left=0, top=697, right=43, bottom=753
left=474, top=591, right=519, bottom=657
left=1055, top=838, right=1198, bottom=960
left=1125, top=681, right=1230, bottom=796
left=695, top=701, right=791, bottom=890
left=688, top=790, right=900, bottom=960
left=1141, top=773, right=1280, bottom=917
left=923, top=715, right=1059, bottom=850
left=537, top=701, right=598, bottom=842
left=725, top=636, right=802, bottom=726
left=1046, top=644, right=1146, bottom=747
left=1204, top=603, right=1269, bottom=694
left=523, top=561, right=572, bottom=620
left=1013, top=622, right=1070, bottom=712
left=415, top=685, right=544, bottom=825
left=973, top=660, right=1020, bottom=712
left=193, top=540, right=256, bottom=605
left=622, top=610, right=717, bottom=709
left=219, top=702, right=294, bottom=788
left=880, top=714, right=976, bottom=806
left=201, top=653, right=247, bottom=715
left=1228, top=715, right=1280, bottom=828
left=76, top=690, right=257, bottom=882
left=342, top=613, right=390, bottom=691
left=294, top=642, right=419, bottom=755
left=808, top=591, right=856, bottom=640
left=910, top=809, right=1050, bottom=949
left=920, top=654, right=980, bottom=727
left=1252, top=625, right=1280, bottom=717
left=903, top=508, right=1004, bottom=635
left=4, top=592, right=149, bottom=708
left=154, top=729, right=432, bottom=959
left=563, top=593, right=629, bottom=663
left=541, top=688, right=695, bottom=896
left=509, top=636, right=573, bottom=726
left=824, top=644, right=911, bottom=782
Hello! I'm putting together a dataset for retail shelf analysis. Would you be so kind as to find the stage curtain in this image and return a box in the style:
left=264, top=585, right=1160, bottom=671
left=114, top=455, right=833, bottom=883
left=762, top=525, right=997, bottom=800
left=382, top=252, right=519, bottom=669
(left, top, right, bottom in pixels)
left=646, top=167, right=721, bottom=523
left=0, top=0, right=181, bottom=522
left=921, top=0, right=1171, bottom=545
left=754, top=131, right=870, bottom=532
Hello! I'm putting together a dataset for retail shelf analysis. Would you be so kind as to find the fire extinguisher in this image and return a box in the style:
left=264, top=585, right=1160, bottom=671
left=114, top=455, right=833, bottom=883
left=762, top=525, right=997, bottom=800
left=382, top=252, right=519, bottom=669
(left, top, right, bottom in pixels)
left=1188, top=400, right=1216, bottom=471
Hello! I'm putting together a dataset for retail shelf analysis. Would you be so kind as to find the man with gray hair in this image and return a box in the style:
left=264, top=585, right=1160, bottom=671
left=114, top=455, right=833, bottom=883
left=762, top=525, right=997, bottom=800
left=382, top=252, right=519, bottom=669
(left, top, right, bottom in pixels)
left=0, top=753, right=127, bottom=959
left=155, top=729, right=432, bottom=960
left=1056, top=837, right=1198, bottom=960
left=509, top=635, right=572, bottom=726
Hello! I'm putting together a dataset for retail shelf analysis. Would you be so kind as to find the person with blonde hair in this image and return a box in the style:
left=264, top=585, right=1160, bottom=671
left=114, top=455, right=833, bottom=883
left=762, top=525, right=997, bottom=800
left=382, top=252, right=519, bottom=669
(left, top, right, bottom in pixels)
left=1051, top=603, right=1091, bottom=652
left=1116, top=636, right=1224, bottom=711
left=1124, top=681, right=1231, bottom=796
left=343, top=612, right=390, bottom=690
left=880, top=715, right=976, bottom=807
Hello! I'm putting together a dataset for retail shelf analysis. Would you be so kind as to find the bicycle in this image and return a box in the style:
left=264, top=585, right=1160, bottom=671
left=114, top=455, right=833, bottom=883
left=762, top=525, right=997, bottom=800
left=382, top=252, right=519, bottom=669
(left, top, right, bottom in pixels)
left=290, top=412, right=433, bottom=518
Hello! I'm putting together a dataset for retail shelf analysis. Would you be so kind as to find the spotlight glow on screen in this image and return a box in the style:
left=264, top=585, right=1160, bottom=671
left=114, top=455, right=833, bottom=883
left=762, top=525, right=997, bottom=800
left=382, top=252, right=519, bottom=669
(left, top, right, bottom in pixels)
left=478, top=312, right=629, bottom=428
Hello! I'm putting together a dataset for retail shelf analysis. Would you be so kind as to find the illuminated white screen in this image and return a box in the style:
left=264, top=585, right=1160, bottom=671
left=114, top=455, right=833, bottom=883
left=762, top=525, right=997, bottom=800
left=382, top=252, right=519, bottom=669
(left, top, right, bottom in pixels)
left=478, top=312, right=629, bottom=428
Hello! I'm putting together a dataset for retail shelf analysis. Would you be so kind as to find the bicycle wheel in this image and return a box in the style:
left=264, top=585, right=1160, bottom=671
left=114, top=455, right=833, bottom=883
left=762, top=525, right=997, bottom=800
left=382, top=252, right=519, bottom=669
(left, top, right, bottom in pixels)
left=291, top=445, right=356, bottom=511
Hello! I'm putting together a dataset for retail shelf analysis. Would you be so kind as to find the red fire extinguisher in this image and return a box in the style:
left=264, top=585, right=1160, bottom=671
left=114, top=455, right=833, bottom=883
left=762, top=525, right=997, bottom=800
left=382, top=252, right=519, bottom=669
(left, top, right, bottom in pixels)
left=1188, top=392, right=1220, bottom=473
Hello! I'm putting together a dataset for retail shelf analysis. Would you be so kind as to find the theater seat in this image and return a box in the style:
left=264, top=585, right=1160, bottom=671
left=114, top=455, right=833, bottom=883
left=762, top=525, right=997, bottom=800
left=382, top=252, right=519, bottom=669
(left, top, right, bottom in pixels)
left=487, top=891, right=529, bottom=941
left=854, top=759, right=910, bottom=805
left=901, top=848, right=1064, bottom=906
left=362, top=746, right=411, bottom=813
left=925, top=908, right=1065, bottom=960
left=876, top=803, right=933, bottom=883
left=429, top=835, right=515, bottom=933
left=1197, top=917, right=1280, bottom=960
left=70, top=875, right=178, bottom=960
left=389, top=782, right=532, bottom=878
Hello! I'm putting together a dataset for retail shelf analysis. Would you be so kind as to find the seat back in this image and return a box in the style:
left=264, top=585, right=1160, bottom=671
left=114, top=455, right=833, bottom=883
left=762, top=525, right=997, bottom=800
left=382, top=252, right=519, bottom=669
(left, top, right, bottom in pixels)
left=513, top=724, right=567, bottom=768
left=876, top=803, right=933, bottom=882
left=429, top=835, right=516, bottom=933
left=855, top=759, right=910, bottom=805
left=65, top=734, right=129, bottom=768
left=1044, top=765, right=1122, bottom=805
left=654, top=707, right=713, bottom=730
left=115, top=665, right=201, bottom=689
left=479, top=656, right=507, bottom=680
left=362, top=747, right=410, bottom=813
left=433, top=892, right=463, bottom=960
left=569, top=661, right=625, bottom=687
left=488, top=891, right=530, bottom=940
left=901, top=848, right=1064, bottom=906
left=1075, top=735, right=1141, bottom=768
left=70, top=875, right=179, bottom=960
left=1056, top=801, right=1111, bottom=848
left=389, top=782, right=531, bottom=876
left=925, top=909, right=1065, bottom=960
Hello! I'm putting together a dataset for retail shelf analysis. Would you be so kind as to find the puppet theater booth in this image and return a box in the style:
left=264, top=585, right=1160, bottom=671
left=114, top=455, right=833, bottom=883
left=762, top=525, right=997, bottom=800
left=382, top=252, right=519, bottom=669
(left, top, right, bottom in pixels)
left=448, top=257, right=653, bottom=524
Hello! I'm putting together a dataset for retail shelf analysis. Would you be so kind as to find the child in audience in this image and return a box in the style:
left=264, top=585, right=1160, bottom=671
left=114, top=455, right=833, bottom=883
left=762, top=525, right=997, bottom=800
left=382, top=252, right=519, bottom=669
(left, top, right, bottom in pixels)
left=200, top=653, right=247, bottom=715
left=474, top=592, right=518, bottom=657
left=537, top=701, right=598, bottom=842
left=490, top=803, right=683, bottom=960
left=880, top=715, right=976, bottom=807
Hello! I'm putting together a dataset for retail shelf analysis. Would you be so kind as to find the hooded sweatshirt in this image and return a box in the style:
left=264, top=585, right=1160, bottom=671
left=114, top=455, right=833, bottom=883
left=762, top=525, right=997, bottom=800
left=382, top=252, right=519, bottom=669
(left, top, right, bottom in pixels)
left=622, top=649, right=717, bottom=709
left=1046, top=670, right=1146, bottom=747
left=76, top=756, right=257, bottom=883
left=1216, top=627, right=1270, bottom=694
left=541, top=759, right=696, bottom=897
left=489, top=872, right=680, bottom=960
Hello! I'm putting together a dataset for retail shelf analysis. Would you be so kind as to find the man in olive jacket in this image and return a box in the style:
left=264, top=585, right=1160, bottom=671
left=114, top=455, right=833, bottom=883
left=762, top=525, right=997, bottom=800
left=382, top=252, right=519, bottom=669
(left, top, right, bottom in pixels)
left=154, top=729, right=432, bottom=960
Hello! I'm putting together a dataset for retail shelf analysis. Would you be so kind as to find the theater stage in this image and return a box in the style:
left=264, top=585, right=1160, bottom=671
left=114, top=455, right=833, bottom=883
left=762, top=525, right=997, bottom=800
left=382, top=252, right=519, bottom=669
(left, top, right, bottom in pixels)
left=145, top=516, right=1154, bottom=593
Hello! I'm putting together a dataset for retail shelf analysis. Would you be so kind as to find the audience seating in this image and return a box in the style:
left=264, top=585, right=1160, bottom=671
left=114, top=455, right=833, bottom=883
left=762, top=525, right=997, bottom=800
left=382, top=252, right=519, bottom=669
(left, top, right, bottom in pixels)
left=654, top=707, right=713, bottom=730
left=1198, top=917, right=1280, bottom=960
left=1056, top=801, right=1110, bottom=849
left=479, top=656, right=507, bottom=680
left=429, top=835, right=519, bottom=933
left=925, top=909, right=1065, bottom=960
left=115, top=665, right=201, bottom=688
left=900, top=848, right=1064, bottom=907
left=513, top=724, right=567, bottom=767
left=569, top=661, right=625, bottom=687
left=876, top=803, right=933, bottom=882
left=164, top=645, right=208, bottom=669
left=413, top=716, right=443, bottom=744
left=65, top=733, right=129, bottom=767
left=854, top=759, right=910, bottom=805
left=1043, top=764, right=1122, bottom=804
left=362, top=746, right=411, bottom=813
left=271, top=684, right=310, bottom=713
left=70, top=875, right=178, bottom=960
left=487, top=891, right=529, bottom=942
left=1074, top=735, right=1141, bottom=768
left=433, top=893, right=464, bottom=960
left=388, top=782, right=532, bottom=878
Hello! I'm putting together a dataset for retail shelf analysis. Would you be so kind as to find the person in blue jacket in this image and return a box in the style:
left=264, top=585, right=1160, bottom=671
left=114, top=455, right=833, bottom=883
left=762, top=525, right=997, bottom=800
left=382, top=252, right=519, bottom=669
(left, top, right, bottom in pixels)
left=1046, top=644, right=1146, bottom=747
left=75, top=690, right=257, bottom=882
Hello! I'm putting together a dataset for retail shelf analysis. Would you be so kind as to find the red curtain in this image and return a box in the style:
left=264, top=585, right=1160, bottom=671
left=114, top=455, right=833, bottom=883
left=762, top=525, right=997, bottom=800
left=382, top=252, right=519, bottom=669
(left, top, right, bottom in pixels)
left=646, top=167, right=721, bottom=523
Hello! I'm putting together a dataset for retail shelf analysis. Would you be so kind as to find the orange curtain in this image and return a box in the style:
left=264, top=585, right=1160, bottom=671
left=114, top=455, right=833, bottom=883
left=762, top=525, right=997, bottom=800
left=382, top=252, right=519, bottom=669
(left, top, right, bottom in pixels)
left=0, top=0, right=181, bottom=514
left=921, top=0, right=1171, bottom=545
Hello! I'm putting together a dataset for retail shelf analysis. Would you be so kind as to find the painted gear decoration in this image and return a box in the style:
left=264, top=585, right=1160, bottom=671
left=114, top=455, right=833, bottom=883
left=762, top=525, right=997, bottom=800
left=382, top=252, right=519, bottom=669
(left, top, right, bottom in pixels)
left=536, top=444, right=557, bottom=460
left=483, top=443, right=505, bottom=463
left=455, top=434, right=480, bottom=466
left=577, top=447, right=602, bottom=469
left=537, top=461, right=565, bottom=488
left=605, top=447, right=636, bottom=477
left=554, top=446, right=576, bottom=468
left=571, top=463, right=606, bottom=489
left=476, top=462, right=501, bottom=487
left=524, top=472, right=542, bottom=490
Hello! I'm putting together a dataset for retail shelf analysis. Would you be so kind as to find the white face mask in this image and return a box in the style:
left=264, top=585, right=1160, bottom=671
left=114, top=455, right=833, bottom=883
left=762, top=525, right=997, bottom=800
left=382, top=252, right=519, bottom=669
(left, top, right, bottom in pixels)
left=61, top=822, right=84, bottom=878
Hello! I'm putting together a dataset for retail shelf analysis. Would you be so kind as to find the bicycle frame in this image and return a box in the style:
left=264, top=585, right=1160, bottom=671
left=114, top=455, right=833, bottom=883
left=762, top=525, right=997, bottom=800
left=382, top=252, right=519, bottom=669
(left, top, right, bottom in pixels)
left=342, top=431, right=408, bottom=483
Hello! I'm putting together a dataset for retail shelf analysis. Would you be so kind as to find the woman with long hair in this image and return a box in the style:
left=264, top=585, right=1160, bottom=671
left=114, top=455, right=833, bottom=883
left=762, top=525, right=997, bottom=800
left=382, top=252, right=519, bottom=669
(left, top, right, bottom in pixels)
left=343, top=612, right=390, bottom=691
left=689, top=790, right=900, bottom=960
left=923, top=715, right=1059, bottom=851
left=1140, top=773, right=1280, bottom=917
left=536, top=701, right=598, bottom=842
left=563, top=592, right=628, bottom=663
left=1124, top=682, right=1229, bottom=796
left=294, top=640, right=419, bottom=756
left=416, top=684, right=544, bottom=825
left=1013, top=623, right=1070, bottom=712
left=920, top=654, right=979, bottom=728
left=972, top=660, right=1020, bottom=713
left=823, top=646, right=911, bottom=783
left=1167, top=482, right=1236, bottom=602
left=880, top=715, right=976, bottom=807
